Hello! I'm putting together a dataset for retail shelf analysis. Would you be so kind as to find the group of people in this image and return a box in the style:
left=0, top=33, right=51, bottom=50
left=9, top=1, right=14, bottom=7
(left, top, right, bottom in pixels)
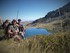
left=2, top=19, right=25, bottom=42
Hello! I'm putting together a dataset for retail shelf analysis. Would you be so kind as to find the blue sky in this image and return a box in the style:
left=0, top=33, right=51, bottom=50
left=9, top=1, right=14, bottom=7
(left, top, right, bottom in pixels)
left=0, top=0, right=70, bottom=21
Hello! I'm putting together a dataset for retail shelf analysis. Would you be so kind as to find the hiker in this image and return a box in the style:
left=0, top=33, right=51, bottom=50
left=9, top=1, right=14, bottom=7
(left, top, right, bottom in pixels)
left=7, top=19, right=21, bottom=41
left=2, top=19, right=10, bottom=29
left=17, top=19, right=25, bottom=39
left=1, top=20, right=11, bottom=39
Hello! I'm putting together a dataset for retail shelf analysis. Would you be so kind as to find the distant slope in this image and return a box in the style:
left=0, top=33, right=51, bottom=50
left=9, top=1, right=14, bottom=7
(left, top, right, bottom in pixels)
left=32, top=2, right=70, bottom=24
left=21, top=21, right=31, bottom=26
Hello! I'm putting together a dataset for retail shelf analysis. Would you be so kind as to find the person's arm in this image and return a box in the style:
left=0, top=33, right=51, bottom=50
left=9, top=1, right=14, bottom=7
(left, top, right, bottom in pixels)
left=22, top=26, right=26, bottom=31
left=15, top=27, right=19, bottom=33
left=13, top=27, right=19, bottom=35
left=8, top=29, right=13, bottom=35
left=7, top=25, right=13, bottom=35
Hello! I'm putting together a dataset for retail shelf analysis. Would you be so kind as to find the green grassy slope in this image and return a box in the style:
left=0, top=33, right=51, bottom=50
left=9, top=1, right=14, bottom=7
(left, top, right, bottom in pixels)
left=0, top=31, right=70, bottom=53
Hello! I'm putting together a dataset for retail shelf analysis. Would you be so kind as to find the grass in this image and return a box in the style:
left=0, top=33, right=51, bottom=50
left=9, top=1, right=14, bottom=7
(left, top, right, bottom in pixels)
left=0, top=30, right=70, bottom=53
left=0, top=18, right=70, bottom=53
left=0, top=29, right=5, bottom=36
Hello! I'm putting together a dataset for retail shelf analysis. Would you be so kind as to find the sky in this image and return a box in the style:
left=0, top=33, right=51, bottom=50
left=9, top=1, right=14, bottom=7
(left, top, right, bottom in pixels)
left=0, top=0, right=70, bottom=21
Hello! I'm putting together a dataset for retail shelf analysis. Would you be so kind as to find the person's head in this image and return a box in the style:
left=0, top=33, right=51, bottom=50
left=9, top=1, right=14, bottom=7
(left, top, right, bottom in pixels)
left=5, top=19, right=10, bottom=23
left=12, top=19, right=17, bottom=25
left=18, top=19, right=21, bottom=23
left=18, top=19, right=21, bottom=22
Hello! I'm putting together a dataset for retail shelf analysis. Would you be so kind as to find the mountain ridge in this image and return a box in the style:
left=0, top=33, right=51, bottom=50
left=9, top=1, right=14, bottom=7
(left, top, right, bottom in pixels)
left=32, top=2, right=70, bottom=24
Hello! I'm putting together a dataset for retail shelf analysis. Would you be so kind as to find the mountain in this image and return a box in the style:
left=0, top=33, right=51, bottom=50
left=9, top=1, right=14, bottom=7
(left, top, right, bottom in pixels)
left=32, top=2, right=70, bottom=24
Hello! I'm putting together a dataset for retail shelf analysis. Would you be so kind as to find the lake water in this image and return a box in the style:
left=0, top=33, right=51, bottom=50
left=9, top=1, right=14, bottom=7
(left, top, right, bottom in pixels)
left=24, top=28, right=50, bottom=38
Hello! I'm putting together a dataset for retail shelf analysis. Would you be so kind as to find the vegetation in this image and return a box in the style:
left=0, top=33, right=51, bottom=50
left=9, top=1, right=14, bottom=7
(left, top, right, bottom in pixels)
left=0, top=2, right=70, bottom=53
left=0, top=30, right=70, bottom=53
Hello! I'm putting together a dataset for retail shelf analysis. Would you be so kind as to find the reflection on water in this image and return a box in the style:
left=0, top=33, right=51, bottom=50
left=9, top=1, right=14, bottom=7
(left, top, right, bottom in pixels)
left=24, top=28, right=50, bottom=38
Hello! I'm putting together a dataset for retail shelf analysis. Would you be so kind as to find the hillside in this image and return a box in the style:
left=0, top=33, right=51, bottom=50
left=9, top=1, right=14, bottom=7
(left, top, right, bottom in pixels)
left=0, top=31, right=70, bottom=53
left=32, top=2, right=70, bottom=23
left=21, top=21, right=31, bottom=26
